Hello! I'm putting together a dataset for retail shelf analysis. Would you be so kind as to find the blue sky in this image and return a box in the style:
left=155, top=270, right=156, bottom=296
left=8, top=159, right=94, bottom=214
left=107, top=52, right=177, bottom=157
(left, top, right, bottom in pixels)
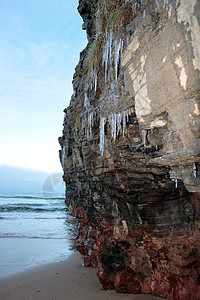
left=0, top=0, right=87, bottom=173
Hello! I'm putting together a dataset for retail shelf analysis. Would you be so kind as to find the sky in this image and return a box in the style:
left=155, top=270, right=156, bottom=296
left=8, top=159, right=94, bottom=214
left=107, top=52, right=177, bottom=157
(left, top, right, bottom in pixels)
left=0, top=0, right=87, bottom=173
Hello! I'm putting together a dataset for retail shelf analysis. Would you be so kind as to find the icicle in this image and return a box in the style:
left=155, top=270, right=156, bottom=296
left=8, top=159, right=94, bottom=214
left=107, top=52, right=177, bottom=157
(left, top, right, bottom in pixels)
left=86, top=128, right=90, bottom=140
left=84, top=89, right=89, bottom=107
left=116, top=112, right=122, bottom=136
left=172, top=178, right=178, bottom=188
left=114, top=94, right=117, bottom=105
left=99, top=117, right=106, bottom=156
left=110, top=113, right=117, bottom=141
left=126, top=112, right=129, bottom=122
left=109, top=30, right=113, bottom=66
left=102, top=30, right=113, bottom=82
left=122, top=111, right=126, bottom=137
left=63, top=112, right=67, bottom=123
left=88, top=112, right=94, bottom=139
left=62, top=145, right=66, bottom=169
left=114, top=39, right=118, bottom=82
left=142, top=129, right=147, bottom=148
left=94, top=72, right=98, bottom=94
left=114, top=38, right=122, bottom=82
left=90, top=69, right=94, bottom=90
left=143, top=9, right=146, bottom=18
left=89, top=68, right=98, bottom=94
left=108, top=109, right=129, bottom=140
left=102, top=32, right=108, bottom=82
left=193, top=163, right=197, bottom=178
left=175, top=179, right=178, bottom=189
left=120, top=40, right=124, bottom=65
left=156, top=145, right=158, bottom=151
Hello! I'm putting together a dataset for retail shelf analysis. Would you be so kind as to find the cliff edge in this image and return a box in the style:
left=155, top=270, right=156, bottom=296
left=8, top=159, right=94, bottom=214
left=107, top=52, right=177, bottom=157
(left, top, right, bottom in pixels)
left=59, top=0, right=200, bottom=299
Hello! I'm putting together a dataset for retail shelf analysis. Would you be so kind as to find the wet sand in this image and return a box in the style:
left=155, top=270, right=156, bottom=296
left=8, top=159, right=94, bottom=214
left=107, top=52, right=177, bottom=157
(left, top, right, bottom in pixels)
left=0, top=237, right=73, bottom=279
left=0, top=251, right=164, bottom=300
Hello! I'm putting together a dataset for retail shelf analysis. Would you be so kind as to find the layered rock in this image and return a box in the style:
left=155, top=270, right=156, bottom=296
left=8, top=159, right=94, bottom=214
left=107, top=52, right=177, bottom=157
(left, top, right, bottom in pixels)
left=59, top=0, right=200, bottom=299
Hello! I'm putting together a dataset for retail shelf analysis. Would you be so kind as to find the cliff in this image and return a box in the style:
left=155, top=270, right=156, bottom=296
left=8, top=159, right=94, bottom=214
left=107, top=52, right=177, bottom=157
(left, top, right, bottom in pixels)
left=59, top=0, right=200, bottom=299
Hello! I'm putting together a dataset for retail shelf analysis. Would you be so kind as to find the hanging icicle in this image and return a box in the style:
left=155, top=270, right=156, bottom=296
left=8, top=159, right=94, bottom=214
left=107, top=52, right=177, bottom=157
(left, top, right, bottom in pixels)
left=96, top=108, right=135, bottom=155
left=193, top=163, right=197, bottom=177
left=102, top=31, right=124, bottom=83
left=175, top=179, right=178, bottom=189
left=110, top=112, right=117, bottom=141
left=142, top=129, right=147, bottom=148
left=90, top=69, right=98, bottom=95
left=172, top=178, right=178, bottom=188
left=94, top=72, right=98, bottom=94
left=61, top=144, right=66, bottom=169
left=114, top=38, right=123, bottom=82
left=102, top=31, right=110, bottom=82
left=122, top=111, right=126, bottom=137
left=84, top=88, right=89, bottom=108
left=116, top=112, right=122, bottom=136
left=88, top=112, right=94, bottom=139
left=109, top=30, right=113, bottom=66
left=99, top=117, right=106, bottom=156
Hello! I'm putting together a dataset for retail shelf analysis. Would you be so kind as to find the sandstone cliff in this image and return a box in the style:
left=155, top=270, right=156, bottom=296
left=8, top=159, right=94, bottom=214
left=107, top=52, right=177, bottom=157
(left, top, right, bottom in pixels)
left=59, top=0, right=200, bottom=299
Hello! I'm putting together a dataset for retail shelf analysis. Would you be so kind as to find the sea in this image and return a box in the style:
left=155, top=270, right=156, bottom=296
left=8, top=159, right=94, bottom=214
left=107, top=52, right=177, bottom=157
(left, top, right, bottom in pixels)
left=0, top=192, right=76, bottom=279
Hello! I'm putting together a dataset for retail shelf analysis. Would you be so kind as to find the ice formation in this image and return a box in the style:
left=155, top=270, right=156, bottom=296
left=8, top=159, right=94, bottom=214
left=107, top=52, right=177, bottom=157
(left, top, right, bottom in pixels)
left=98, top=108, right=134, bottom=155
left=100, top=117, right=106, bottom=155
left=172, top=178, right=178, bottom=189
left=84, top=88, right=89, bottom=108
left=102, top=31, right=123, bottom=83
left=90, top=69, right=98, bottom=94
left=84, top=26, right=129, bottom=156
left=114, top=38, right=123, bottom=82
left=142, top=129, right=147, bottom=148
left=109, top=112, right=122, bottom=141
left=61, top=144, right=66, bottom=169
left=109, top=113, right=117, bottom=141
left=175, top=179, right=178, bottom=189
left=88, top=112, right=94, bottom=139
left=122, top=111, right=126, bottom=137
left=193, top=163, right=197, bottom=178
left=102, top=31, right=113, bottom=82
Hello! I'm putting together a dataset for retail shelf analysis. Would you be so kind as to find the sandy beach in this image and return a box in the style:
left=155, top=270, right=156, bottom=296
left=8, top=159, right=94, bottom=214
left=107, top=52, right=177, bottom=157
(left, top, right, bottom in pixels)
left=0, top=251, right=164, bottom=300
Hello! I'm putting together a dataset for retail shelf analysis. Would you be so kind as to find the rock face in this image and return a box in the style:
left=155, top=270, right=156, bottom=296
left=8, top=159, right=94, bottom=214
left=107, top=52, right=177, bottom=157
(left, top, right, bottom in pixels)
left=59, top=0, right=200, bottom=299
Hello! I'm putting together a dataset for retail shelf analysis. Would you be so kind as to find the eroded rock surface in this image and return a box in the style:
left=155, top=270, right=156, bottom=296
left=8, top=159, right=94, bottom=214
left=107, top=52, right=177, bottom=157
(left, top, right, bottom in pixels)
left=59, top=0, right=200, bottom=299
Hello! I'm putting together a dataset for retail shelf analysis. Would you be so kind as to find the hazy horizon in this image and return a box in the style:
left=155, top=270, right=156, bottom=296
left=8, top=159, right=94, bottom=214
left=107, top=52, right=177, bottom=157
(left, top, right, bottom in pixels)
left=0, top=0, right=87, bottom=173
left=0, top=163, right=64, bottom=194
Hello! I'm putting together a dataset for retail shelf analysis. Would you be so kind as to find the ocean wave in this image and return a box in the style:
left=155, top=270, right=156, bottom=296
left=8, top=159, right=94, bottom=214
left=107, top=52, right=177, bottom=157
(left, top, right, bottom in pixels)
left=0, top=234, right=68, bottom=239
left=0, top=195, right=65, bottom=200
left=0, top=216, right=67, bottom=220
left=0, top=206, right=68, bottom=212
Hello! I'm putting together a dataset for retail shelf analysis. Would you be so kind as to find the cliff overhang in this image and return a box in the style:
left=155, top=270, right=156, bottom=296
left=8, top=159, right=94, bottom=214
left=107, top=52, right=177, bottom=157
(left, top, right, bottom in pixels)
left=59, top=0, right=200, bottom=299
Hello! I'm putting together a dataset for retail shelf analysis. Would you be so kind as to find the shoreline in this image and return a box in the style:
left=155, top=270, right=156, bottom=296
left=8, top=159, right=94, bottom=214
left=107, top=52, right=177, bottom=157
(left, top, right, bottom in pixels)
left=0, top=251, right=164, bottom=300
left=0, top=237, right=74, bottom=280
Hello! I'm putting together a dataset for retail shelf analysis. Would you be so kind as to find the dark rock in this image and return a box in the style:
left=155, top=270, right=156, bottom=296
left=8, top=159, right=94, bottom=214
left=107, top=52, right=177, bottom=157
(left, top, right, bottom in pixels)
left=59, top=0, right=200, bottom=299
